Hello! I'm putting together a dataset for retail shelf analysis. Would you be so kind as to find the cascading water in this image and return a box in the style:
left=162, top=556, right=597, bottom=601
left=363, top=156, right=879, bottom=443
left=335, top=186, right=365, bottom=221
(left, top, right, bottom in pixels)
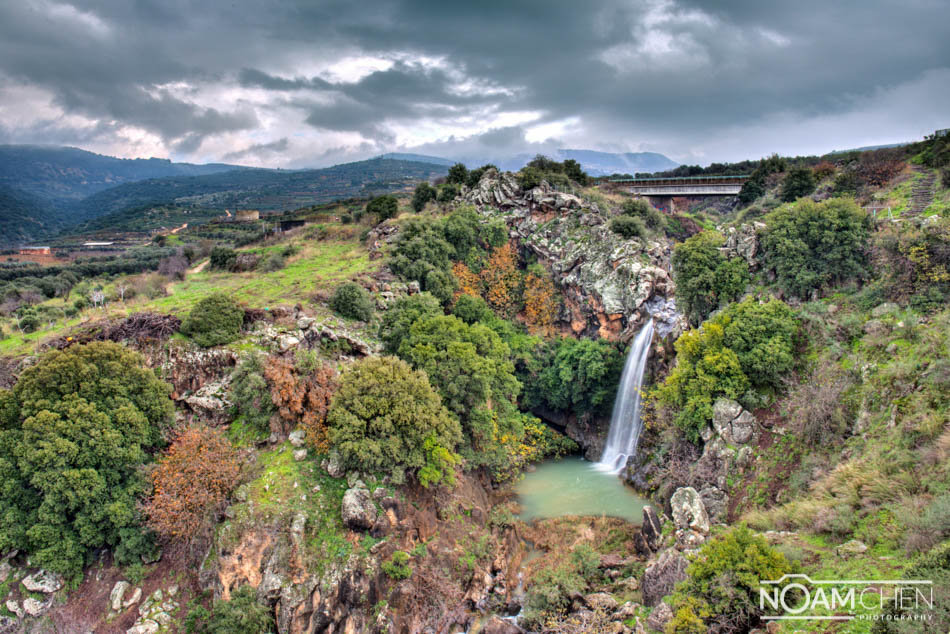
left=596, top=319, right=655, bottom=474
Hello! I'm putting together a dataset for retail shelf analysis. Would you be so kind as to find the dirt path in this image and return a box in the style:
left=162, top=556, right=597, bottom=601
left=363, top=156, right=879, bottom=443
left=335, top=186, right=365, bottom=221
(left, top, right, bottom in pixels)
left=188, top=259, right=209, bottom=275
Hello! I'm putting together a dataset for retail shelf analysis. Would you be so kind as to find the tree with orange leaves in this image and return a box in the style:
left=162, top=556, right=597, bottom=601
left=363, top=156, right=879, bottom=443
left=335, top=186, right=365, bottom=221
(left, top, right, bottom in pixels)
left=145, top=426, right=241, bottom=543
left=263, top=356, right=337, bottom=451
left=523, top=273, right=559, bottom=335
left=481, top=243, right=522, bottom=317
left=452, top=261, right=482, bottom=298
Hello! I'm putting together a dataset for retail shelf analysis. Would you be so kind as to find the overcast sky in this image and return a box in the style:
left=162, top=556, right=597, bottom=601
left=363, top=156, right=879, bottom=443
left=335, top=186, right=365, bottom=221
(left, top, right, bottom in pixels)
left=0, top=0, right=947, bottom=168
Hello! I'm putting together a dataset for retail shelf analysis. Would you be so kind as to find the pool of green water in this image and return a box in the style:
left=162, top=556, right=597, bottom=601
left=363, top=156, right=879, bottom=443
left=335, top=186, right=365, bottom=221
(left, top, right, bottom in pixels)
left=514, top=457, right=649, bottom=523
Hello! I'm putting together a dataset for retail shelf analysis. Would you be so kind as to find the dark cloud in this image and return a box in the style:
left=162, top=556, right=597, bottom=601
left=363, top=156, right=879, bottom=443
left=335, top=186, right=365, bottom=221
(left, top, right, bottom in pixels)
left=222, top=137, right=289, bottom=161
left=0, top=0, right=947, bottom=164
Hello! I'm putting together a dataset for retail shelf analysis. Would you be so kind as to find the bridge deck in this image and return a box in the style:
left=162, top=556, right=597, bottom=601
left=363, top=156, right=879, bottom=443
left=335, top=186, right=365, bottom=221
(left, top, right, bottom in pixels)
left=629, top=184, right=742, bottom=195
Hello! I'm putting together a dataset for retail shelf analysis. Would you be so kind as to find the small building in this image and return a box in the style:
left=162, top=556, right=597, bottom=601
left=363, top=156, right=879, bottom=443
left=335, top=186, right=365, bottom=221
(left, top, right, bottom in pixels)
left=82, top=241, right=115, bottom=248
left=236, top=209, right=260, bottom=222
left=935, top=128, right=949, bottom=138
left=19, top=246, right=51, bottom=255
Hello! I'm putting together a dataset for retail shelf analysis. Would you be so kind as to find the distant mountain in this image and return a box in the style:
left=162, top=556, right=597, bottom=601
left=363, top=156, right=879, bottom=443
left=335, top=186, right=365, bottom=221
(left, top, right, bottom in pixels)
left=377, top=152, right=455, bottom=166
left=0, top=145, right=241, bottom=205
left=383, top=148, right=679, bottom=177
left=553, top=149, right=679, bottom=176
left=828, top=142, right=909, bottom=154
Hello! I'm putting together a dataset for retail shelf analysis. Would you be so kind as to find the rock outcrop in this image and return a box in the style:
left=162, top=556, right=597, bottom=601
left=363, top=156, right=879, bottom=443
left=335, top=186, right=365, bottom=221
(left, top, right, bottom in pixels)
left=670, top=486, right=710, bottom=549
left=341, top=487, right=377, bottom=531
left=461, top=169, right=685, bottom=340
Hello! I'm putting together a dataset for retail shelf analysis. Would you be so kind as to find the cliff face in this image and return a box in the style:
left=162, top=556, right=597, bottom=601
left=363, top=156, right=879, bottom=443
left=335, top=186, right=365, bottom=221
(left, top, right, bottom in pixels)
left=462, top=169, right=685, bottom=342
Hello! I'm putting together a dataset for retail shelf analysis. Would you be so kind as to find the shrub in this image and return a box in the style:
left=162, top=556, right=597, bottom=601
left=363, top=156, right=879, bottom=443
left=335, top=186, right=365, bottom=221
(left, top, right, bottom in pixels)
left=480, top=243, right=522, bottom=317
left=522, top=273, right=559, bottom=335
left=874, top=540, right=950, bottom=633
left=145, top=427, right=241, bottom=543
left=181, top=293, right=245, bottom=347
left=396, top=315, right=520, bottom=469
left=609, top=215, right=647, bottom=239
left=672, top=231, right=750, bottom=326
left=657, top=297, right=799, bottom=440
left=366, top=194, right=399, bottom=222
left=904, top=493, right=950, bottom=553
left=517, top=166, right=543, bottom=190
left=329, top=282, right=374, bottom=321
left=668, top=525, right=791, bottom=633
left=256, top=251, right=285, bottom=272
left=782, top=360, right=856, bottom=445
left=780, top=166, right=817, bottom=201
left=411, top=182, right=436, bottom=212
left=388, top=218, right=455, bottom=302
left=452, top=294, right=493, bottom=325
left=263, top=356, right=337, bottom=446
left=760, top=197, right=870, bottom=298
left=184, top=585, right=275, bottom=634
left=327, top=357, right=461, bottom=481
left=230, top=353, right=276, bottom=433
left=446, top=163, right=468, bottom=185
left=382, top=550, right=412, bottom=580
left=209, top=246, right=237, bottom=271
left=0, top=342, right=173, bottom=577
left=379, top=292, right=443, bottom=353
left=437, top=184, right=459, bottom=203
left=621, top=198, right=666, bottom=230
left=522, top=337, right=624, bottom=418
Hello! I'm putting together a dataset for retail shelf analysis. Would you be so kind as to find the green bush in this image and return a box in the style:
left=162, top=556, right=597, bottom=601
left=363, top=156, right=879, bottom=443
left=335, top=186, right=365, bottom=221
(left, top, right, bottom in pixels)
left=396, top=315, right=521, bottom=469
left=329, top=282, right=374, bottom=321
left=672, top=231, right=750, bottom=326
left=185, top=585, right=275, bottom=634
left=181, top=293, right=245, bottom=347
left=411, top=182, right=436, bottom=212
left=609, top=215, right=647, bottom=239
left=874, top=540, right=950, bottom=633
left=388, top=217, right=455, bottom=303
left=760, top=197, right=870, bottom=298
left=517, top=166, right=543, bottom=190
left=452, top=294, right=493, bottom=324
left=229, top=353, right=276, bottom=433
left=327, top=357, right=461, bottom=481
left=668, top=525, right=791, bottom=633
left=379, top=292, right=443, bottom=353
left=366, top=194, right=399, bottom=222
left=438, top=184, right=459, bottom=203
left=447, top=163, right=468, bottom=185
left=522, top=337, right=624, bottom=418
left=621, top=198, right=666, bottom=230
left=382, top=550, right=412, bottom=580
left=780, top=166, right=817, bottom=201
left=0, top=342, right=172, bottom=577
left=256, top=251, right=285, bottom=272
left=209, top=246, right=237, bottom=271
left=657, top=297, right=799, bottom=440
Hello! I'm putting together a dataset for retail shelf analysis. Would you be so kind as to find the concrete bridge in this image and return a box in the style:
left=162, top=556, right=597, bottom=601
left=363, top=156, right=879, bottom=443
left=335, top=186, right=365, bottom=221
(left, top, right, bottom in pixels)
left=608, top=174, right=749, bottom=196
left=607, top=174, right=749, bottom=213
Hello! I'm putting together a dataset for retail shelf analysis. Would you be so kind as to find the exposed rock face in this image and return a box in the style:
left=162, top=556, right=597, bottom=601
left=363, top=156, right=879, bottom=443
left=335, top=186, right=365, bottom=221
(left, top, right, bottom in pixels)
left=461, top=169, right=685, bottom=340
left=711, top=398, right=758, bottom=445
left=647, top=601, right=674, bottom=631
left=719, top=222, right=765, bottom=267
left=184, top=379, right=232, bottom=425
left=341, top=487, right=377, bottom=531
left=670, top=486, right=710, bottom=549
left=22, top=569, right=63, bottom=593
left=642, top=549, right=688, bottom=607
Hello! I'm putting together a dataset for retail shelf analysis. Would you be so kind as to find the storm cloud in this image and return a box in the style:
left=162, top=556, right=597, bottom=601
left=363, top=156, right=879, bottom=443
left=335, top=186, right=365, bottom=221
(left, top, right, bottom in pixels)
left=0, top=0, right=946, bottom=166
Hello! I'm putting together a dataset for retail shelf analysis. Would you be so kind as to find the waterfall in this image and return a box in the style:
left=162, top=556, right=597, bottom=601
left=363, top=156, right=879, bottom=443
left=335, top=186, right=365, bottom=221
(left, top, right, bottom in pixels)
left=596, top=320, right=654, bottom=474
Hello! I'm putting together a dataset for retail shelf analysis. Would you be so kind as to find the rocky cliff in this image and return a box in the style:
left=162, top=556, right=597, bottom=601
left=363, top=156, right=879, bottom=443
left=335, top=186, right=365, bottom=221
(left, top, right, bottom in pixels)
left=461, top=169, right=685, bottom=341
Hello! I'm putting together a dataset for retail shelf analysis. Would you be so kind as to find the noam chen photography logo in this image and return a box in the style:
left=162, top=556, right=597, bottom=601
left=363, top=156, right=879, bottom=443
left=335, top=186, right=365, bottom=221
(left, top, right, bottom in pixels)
left=759, top=573, right=935, bottom=623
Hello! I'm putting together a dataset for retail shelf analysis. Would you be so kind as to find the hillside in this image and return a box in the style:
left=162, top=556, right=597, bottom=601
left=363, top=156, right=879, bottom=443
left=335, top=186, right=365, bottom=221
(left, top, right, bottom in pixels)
left=0, top=184, right=62, bottom=244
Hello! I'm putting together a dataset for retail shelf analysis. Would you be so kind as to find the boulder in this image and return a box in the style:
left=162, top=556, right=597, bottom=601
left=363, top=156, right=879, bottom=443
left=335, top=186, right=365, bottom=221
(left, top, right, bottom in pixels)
left=584, top=592, right=619, bottom=612
left=22, top=569, right=63, bottom=593
left=277, top=334, right=300, bottom=352
left=293, top=449, right=308, bottom=462
left=111, top=580, right=131, bottom=611
left=836, top=539, right=868, bottom=556
left=646, top=601, right=673, bottom=632
left=642, top=549, right=688, bottom=607
left=127, top=620, right=160, bottom=634
left=23, top=597, right=50, bottom=617
left=641, top=505, right=663, bottom=551
left=699, top=486, right=729, bottom=524
left=5, top=600, right=22, bottom=619
left=341, top=487, right=377, bottom=530
left=670, top=487, right=710, bottom=534
left=731, top=411, right=756, bottom=444
left=711, top=398, right=757, bottom=445
left=481, top=615, right=524, bottom=634
left=184, top=380, right=232, bottom=424
left=325, top=450, right=344, bottom=478
left=123, top=587, right=143, bottom=608
left=288, top=430, right=306, bottom=447
left=296, top=317, right=315, bottom=330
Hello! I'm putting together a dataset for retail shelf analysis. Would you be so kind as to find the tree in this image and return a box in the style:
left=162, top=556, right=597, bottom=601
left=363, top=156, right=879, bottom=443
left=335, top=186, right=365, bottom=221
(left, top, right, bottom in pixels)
left=668, top=525, right=791, bottom=633
left=672, top=231, right=750, bottom=326
left=411, top=182, right=436, bottom=212
left=657, top=297, right=799, bottom=440
left=209, top=247, right=237, bottom=271
left=329, top=282, right=374, bottom=321
left=452, top=262, right=482, bottom=298
left=522, top=337, right=624, bottom=418
left=366, top=194, right=399, bottom=222
left=522, top=273, right=559, bottom=335
left=452, top=294, right=493, bottom=324
left=230, top=353, right=276, bottom=433
left=181, top=293, right=245, bottom=347
left=780, top=166, right=817, bottom=201
left=397, top=315, right=521, bottom=467
left=446, top=163, right=469, bottom=185
left=562, top=159, right=589, bottom=186
left=379, top=292, right=443, bottom=353
left=263, top=356, right=337, bottom=447
left=0, top=342, right=173, bottom=576
left=327, top=357, right=461, bottom=484
left=388, top=217, right=455, bottom=303
left=760, top=197, right=870, bottom=298
left=609, top=215, right=647, bottom=239
left=481, top=243, right=522, bottom=317
left=437, top=183, right=459, bottom=203
left=145, top=426, right=240, bottom=543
